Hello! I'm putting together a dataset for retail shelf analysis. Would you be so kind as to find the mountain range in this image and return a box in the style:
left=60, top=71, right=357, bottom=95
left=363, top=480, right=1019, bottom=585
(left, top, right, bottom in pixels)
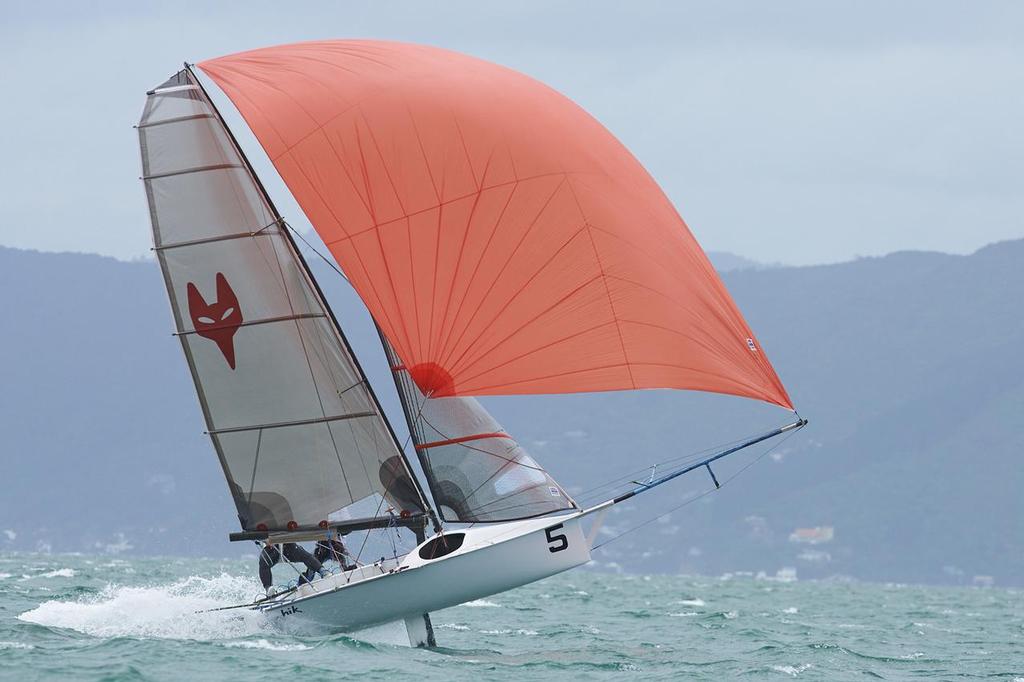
left=1, top=239, right=1021, bottom=586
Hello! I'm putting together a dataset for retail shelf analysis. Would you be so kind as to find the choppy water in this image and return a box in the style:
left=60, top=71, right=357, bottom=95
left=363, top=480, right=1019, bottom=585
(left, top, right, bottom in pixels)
left=2, top=553, right=1021, bottom=680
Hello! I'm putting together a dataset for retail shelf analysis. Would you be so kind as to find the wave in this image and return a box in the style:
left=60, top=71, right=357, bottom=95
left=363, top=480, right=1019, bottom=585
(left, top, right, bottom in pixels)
left=17, top=568, right=77, bottom=581
left=222, top=639, right=311, bottom=651
left=38, top=568, right=76, bottom=579
left=18, top=573, right=268, bottom=640
left=676, top=598, right=705, bottom=607
left=463, top=599, right=501, bottom=608
left=437, top=623, right=470, bottom=631
left=772, top=663, right=813, bottom=676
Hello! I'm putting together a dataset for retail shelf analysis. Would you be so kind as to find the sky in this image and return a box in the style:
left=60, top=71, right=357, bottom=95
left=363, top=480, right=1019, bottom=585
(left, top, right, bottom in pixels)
left=1, top=1, right=1021, bottom=266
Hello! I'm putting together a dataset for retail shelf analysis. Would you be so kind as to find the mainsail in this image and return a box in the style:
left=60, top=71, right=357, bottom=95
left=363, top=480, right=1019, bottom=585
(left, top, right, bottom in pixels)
left=381, top=337, right=576, bottom=523
left=199, top=41, right=793, bottom=409
left=138, top=70, right=431, bottom=533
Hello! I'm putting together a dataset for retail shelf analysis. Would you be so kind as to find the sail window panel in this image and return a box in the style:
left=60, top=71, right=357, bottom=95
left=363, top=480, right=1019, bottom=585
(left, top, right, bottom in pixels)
left=380, top=332, right=574, bottom=523
left=422, top=433, right=574, bottom=523
left=417, top=395, right=498, bottom=441
left=139, top=114, right=240, bottom=179
left=161, top=233, right=320, bottom=333
left=147, top=167, right=273, bottom=246
left=215, top=420, right=385, bottom=530
left=416, top=395, right=575, bottom=523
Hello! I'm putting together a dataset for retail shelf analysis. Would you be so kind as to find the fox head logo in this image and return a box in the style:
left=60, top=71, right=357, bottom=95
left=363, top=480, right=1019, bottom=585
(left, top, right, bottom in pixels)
left=187, top=272, right=243, bottom=369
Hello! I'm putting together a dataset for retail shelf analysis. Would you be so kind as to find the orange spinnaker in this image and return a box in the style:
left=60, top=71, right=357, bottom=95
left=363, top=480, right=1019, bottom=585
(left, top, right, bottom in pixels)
left=199, top=40, right=793, bottom=409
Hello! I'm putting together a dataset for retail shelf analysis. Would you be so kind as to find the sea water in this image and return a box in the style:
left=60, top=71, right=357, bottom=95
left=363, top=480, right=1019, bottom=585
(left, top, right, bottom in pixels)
left=2, top=553, right=1021, bottom=680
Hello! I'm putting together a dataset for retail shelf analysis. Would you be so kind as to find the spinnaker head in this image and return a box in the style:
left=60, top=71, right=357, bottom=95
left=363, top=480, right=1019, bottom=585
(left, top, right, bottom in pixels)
left=199, top=40, right=793, bottom=410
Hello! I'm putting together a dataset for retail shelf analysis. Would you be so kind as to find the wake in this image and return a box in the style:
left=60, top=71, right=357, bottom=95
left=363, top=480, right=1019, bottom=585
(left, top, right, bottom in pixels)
left=18, top=573, right=269, bottom=640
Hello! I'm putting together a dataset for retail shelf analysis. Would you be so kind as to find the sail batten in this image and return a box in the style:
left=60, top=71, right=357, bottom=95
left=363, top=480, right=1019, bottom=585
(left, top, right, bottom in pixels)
left=174, top=312, right=327, bottom=336
left=207, top=411, right=378, bottom=435
left=154, top=220, right=282, bottom=251
left=138, top=69, right=433, bottom=533
left=199, top=41, right=794, bottom=410
left=142, top=162, right=244, bottom=180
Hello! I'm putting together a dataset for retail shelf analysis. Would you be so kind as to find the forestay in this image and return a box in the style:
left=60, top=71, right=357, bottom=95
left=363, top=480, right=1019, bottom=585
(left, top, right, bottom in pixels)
left=382, top=337, right=576, bottom=523
left=138, top=70, right=429, bottom=533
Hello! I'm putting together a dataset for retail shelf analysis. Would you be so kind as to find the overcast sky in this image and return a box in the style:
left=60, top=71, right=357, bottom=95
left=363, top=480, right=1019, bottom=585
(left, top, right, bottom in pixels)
left=1, top=1, right=1021, bottom=265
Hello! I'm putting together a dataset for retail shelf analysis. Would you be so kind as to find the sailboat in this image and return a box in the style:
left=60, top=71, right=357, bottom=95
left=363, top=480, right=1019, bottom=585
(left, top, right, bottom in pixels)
left=137, top=40, right=804, bottom=646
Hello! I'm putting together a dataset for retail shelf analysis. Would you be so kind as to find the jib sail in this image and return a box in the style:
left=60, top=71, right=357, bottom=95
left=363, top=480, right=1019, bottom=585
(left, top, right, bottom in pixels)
left=382, top=337, right=576, bottom=523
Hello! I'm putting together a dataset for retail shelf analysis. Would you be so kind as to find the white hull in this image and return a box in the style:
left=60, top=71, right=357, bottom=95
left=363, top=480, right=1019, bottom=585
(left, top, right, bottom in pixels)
left=258, top=511, right=596, bottom=637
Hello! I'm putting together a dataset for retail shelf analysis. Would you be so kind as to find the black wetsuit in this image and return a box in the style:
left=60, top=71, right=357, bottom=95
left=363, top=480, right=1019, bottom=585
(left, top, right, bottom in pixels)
left=303, top=539, right=354, bottom=581
left=259, top=543, right=322, bottom=589
left=313, top=538, right=350, bottom=565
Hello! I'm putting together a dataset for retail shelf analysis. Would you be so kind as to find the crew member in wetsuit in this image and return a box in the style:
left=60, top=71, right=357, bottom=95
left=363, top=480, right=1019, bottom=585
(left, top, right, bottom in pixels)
left=304, top=536, right=356, bottom=582
left=259, top=541, right=325, bottom=597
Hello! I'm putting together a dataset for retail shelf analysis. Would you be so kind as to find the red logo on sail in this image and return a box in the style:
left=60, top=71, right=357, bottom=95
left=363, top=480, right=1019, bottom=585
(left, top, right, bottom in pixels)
left=187, top=272, right=243, bottom=369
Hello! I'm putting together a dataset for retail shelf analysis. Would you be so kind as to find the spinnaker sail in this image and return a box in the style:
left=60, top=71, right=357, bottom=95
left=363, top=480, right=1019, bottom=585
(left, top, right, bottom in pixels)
left=138, top=70, right=431, bottom=533
left=199, top=40, right=792, bottom=409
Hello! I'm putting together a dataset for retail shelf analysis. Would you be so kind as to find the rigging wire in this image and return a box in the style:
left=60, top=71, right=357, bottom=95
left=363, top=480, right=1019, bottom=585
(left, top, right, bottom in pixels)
left=287, top=222, right=351, bottom=283
left=346, top=389, right=432, bottom=576
left=571, top=423, right=792, bottom=507
left=590, top=425, right=801, bottom=552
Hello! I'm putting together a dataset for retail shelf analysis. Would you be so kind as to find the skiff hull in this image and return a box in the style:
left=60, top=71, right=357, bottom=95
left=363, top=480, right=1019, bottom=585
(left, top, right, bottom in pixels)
left=258, top=513, right=591, bottom=634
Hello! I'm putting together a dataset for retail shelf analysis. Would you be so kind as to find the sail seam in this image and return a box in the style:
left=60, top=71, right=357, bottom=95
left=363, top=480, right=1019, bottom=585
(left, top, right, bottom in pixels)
left=433, top=152, right=494, bottom=359
left=319, top=171, right=571, bottom=246
left=437, top=175, right=569, bottom=375
left=446, top=227, right=596, bottom=380
left=567, top=177, right=637, bottom=390
left=208, top=411, right=377, bottom=435
left=430, top=180, right=519, bottom=371
left=298, top=125, right=419, bottom=359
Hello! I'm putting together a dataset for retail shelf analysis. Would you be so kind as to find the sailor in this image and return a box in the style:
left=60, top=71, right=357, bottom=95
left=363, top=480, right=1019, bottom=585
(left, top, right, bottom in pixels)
left=259, top=541, right=326, bottom=597
left=309, top=535, right=356, bottom=575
